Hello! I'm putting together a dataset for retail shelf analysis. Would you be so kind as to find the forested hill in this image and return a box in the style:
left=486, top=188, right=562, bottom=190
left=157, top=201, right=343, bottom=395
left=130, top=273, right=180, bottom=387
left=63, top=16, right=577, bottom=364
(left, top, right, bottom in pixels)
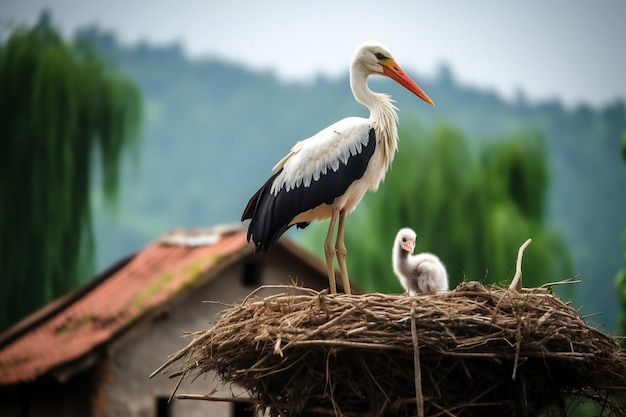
left=82, top=28, right=626, bottom=330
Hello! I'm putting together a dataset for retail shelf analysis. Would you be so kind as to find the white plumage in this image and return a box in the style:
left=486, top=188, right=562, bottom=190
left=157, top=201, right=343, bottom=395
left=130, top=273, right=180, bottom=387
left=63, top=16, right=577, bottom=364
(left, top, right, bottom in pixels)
left=271, top=117, right=371, bottom=193
left=242, top=42, right=434, bottom=295
left=392, top=228, right=449, bottom=295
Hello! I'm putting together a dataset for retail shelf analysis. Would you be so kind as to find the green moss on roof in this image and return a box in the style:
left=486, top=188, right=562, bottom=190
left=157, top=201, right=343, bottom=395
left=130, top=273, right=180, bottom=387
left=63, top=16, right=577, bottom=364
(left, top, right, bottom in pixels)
left=129, top=253, right=224, bottom=311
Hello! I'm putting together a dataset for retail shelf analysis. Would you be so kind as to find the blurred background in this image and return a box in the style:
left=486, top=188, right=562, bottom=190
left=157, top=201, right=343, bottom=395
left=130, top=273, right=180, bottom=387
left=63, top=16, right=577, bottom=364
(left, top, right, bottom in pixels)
left=1, top=0, right=625, bottom=337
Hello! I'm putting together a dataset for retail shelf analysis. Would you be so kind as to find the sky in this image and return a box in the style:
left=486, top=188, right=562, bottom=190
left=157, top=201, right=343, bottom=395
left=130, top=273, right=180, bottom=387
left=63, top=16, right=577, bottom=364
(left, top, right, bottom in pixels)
left=1, top=0, right=625, bottom=108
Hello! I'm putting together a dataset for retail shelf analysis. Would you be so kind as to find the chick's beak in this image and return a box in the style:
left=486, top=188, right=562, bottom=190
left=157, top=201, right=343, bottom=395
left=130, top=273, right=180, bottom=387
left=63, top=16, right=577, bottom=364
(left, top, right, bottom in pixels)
left=401, top=240, right=415, bottom=254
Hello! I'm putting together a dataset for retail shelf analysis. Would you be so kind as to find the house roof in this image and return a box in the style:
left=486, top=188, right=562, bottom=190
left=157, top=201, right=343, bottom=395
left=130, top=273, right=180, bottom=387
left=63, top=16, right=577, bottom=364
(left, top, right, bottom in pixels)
left=0, top=224, right=331, bottom=385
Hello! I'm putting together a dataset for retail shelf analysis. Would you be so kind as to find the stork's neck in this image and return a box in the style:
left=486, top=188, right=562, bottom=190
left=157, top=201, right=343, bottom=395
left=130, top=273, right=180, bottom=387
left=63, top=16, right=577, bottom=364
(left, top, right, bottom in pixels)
left=393, top=245, right=411, bottom=271
left=350, top=71, right=399, bottom=170
left=394, top=251, right=414, bottom=282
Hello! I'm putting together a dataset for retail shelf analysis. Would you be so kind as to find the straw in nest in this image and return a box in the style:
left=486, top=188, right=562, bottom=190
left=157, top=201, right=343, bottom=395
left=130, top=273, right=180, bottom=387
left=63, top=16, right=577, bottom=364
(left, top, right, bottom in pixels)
left=152, top=280, right=626, bottom=417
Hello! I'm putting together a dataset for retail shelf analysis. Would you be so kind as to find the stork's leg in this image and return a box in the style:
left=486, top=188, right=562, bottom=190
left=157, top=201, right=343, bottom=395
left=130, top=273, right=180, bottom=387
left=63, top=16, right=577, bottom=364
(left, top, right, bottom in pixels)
left=335, top=209, right=351, bottom=295
left=324, top=209, right=339, bottom=294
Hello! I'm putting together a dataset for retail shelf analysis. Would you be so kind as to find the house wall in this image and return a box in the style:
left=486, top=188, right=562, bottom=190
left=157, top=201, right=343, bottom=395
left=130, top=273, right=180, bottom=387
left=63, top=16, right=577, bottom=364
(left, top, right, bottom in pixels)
left=93, top=248, right=328, bottom=417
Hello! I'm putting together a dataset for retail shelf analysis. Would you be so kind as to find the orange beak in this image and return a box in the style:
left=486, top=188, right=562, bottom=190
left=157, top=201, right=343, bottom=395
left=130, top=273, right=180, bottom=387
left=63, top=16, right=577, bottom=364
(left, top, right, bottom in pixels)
left=382, top=59, right=435, bottom=106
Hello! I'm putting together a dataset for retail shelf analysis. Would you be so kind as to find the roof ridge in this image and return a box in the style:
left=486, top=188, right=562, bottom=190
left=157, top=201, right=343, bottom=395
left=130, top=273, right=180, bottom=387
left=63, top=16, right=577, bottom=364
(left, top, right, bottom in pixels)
left=158, top=223, right=245, bottom=247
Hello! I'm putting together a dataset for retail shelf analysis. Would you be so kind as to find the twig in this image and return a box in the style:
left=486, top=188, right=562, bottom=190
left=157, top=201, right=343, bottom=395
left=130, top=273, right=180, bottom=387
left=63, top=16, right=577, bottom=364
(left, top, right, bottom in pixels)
left=539, top=277, right=581, bottom=288
left=511, top=320, right=522, bottom=381
left=509, top=238, right=532, bottom=290
left=176, top=394, right=258, bottom=403
left=168, top=369, right=186, bottom=403
left=288, top=340, right=403, bottom=350
left=411, top=300, right=424, bottom=417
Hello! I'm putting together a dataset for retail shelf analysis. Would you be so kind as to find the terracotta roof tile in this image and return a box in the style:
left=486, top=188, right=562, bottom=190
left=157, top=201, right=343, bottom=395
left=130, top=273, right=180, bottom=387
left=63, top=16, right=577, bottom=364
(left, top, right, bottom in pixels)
left=0, top=226, right=251, bottom=385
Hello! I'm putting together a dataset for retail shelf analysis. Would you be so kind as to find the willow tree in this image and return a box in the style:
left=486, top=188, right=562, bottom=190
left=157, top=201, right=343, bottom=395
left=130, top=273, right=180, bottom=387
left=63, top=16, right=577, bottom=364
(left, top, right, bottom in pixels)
left=0, top=21, right=141, bottom=331
left=301, top=120, right=571, bottom=293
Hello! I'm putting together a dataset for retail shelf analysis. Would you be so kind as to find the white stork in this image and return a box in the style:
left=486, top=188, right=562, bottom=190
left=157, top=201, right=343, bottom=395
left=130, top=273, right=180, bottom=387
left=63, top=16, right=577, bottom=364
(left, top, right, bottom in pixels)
left=392, top=228, right=449, bottom=295
left=241, top=41, right=434, bottom=295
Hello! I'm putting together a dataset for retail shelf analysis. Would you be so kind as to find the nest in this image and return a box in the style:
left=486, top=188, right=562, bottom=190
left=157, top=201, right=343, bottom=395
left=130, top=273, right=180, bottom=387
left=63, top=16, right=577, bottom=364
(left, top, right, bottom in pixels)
left=153, top=282, right=626, bottom=417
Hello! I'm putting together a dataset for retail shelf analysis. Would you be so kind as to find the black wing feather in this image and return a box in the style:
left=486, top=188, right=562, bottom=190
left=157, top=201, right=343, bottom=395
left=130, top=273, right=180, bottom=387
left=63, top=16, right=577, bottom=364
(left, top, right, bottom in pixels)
left=241, top=128, right=376, bottom=252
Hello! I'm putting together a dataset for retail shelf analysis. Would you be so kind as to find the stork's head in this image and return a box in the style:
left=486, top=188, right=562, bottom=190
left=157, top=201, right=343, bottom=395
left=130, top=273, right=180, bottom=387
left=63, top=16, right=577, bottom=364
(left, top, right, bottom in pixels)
left=395, top=227, right=417, bottom=254
left=352, top=41, right=434, bottom=106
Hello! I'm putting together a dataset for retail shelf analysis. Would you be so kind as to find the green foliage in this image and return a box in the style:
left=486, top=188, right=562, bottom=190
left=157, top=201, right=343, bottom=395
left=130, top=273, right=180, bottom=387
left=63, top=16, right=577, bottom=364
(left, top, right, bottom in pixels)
left=616, top=234, right=626, bottom=338
left=0, top=21, right=141, bottom=331
left=301, top=121, right=572, bottom=293
left=616, top=132, right=626, bottom=338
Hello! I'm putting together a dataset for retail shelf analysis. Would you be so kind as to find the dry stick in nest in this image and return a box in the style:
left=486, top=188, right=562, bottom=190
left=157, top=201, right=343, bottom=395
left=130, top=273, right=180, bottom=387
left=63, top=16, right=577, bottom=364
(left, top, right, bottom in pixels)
left=509, top=238, right=532, bottom=291
left=411, top=300, right=424, bottom=417
left=508, top=237, right=531, bottom=382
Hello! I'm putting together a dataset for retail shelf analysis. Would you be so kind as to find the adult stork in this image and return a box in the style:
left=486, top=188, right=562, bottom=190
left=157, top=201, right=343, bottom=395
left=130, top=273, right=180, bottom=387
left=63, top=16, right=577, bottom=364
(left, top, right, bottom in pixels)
left=392, top=228, right=449, bottom=295
left=241, top=41, right=434, bottom=295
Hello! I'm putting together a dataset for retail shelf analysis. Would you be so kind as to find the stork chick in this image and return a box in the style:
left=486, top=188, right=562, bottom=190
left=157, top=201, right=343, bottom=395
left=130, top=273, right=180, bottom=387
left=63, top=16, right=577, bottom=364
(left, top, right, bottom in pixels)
left=392, top=228, right=448, bottom=295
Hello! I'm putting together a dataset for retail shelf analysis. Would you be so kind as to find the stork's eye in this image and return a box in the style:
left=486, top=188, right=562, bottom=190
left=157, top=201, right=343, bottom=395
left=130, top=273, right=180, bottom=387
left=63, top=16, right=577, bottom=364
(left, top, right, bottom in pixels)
left=375, top=52, right=387, bottom=60
left=402, top=237, right=407, bottom=242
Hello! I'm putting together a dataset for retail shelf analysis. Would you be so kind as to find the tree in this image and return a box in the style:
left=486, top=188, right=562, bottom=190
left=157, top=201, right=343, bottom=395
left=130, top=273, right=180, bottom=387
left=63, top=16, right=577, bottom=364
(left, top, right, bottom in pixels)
left=0, top=18, right=142, bottom=331
left=301, top=120, right=571, bottom=293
